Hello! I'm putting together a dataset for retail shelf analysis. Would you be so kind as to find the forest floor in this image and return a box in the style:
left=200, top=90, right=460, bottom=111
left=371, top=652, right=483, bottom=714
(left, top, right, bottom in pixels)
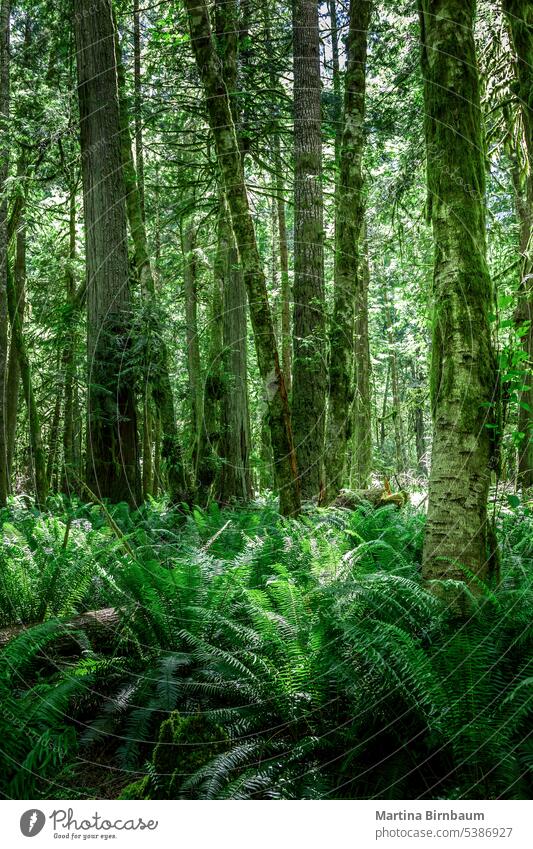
left=0, top=495, right=531, bottom=800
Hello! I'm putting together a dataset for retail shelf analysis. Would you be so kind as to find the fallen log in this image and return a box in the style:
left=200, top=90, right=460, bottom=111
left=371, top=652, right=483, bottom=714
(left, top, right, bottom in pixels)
left=0, top=606, right=120, bottom=649
left=333, top=487, right=409, bottom=510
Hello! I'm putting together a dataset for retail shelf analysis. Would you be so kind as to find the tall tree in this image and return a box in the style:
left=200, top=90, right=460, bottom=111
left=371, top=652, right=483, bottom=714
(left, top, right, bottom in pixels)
left=322, top=0, right=372, bottom=503
left=502, top=0, right=533, bottom=488
left=75, top=0, right=140, bottom=504
left=212, top=0, right=252, bottom=504
left=5, top=156, right=24, bottom=487
left=216, top=216, right=253, bottom=503
left=291, top=0, right=327, bottom=500
left=184, top=0, right=300, bottom=517
left=419, top=0, right=499, bottom=589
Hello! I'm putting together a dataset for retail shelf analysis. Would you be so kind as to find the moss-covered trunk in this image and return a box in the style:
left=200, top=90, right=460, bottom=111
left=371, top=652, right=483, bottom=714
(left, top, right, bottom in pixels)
left=419, top=0, right=499, bottom=589
left=75, top=0, right=140, bottom=505
left=291, top=0, right=327, bottom=500
left=184, top=0, right=300, bottom=517
left=216, top=215, right=253, bottom=503
left=322, top=0, right=371, bottom=504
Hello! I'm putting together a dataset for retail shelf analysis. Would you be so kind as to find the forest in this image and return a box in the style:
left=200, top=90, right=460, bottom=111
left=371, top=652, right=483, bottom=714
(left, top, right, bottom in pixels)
left=0, top=0, right=531, bottom=802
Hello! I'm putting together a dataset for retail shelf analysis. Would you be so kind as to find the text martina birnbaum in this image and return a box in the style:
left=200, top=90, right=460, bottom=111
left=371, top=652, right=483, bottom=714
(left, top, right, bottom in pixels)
left=376, top=810, right=485, bottom=821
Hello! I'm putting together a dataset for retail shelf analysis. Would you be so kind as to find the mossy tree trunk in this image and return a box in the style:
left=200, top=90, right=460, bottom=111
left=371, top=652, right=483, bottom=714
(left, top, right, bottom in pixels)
left=503, top=0, right=533, bottom=489
left=292, top=0, right=327, bottom=501
left=419, top=0, right=499, bottom=588
left=75, top=0, right=140, bottom=505
left=322, top=0, right=371, bottom=504
left=216, top=215, right=253, bottom=503
left=184, top=0, right=300, bottom=517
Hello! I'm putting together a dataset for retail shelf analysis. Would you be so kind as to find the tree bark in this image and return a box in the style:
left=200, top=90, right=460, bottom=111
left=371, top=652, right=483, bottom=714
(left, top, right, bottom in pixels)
left=75, top=0, right=140, bottom=505
left=292, top=0, right=327, bottom=501
left=216, top=215, right=253, bottom=503
left=322, top=0, right=371, bottom=504
left=0, top=0, right=9, bottom=506
left=502, top=0, right=533, bottom=489
left=419, top=0, right=499, bottom=589
left=184, top=0, right=300, bottom=517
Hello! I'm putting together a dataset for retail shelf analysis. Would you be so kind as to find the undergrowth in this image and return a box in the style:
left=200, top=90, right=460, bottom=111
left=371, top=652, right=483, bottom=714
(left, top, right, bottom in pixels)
left=0, top=496, right=531, bottom=800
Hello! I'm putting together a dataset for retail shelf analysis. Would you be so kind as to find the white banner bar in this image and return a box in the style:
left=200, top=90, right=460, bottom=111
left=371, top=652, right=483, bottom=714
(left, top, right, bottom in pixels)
left=1, top=800, right=530, bottom=848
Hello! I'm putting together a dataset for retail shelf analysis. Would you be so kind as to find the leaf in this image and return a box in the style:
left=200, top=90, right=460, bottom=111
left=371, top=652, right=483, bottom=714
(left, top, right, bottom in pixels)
left=507, top=494, right=520, bottom=509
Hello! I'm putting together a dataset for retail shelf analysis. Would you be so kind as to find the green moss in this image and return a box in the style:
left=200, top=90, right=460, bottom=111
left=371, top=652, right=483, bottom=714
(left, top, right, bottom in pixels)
left=145, top=712, right=230, bottom=799
left=119, top=776, right=152, bottom=800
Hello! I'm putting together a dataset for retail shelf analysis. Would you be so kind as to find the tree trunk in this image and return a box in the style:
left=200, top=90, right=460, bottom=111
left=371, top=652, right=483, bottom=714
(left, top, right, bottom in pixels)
left=62, top=183, right=78, bottom=495
left=133, top=0, right=145, bottom=222
left=380, top=359, right=390, bottom=452
left=502, top=0, right=533, bottom=489
left=411, top=359, right=428, bottom=477
left=196, top=203, right=225, bottom=499
left=6, top=157, right=25, bottom=487
left=182, top=223, right=202, bottom=465
left=292, top=0, right=327, bottom=501
left=6, top=264, right=48, bottom=507
left=262, top=1, right=292, bottom=394
left=384, top=280, right=407, bottom=475
left=75, top=0, right=140, bottom=505
left=352, top=227, right=372, bottom=488
left=46, top=361, right=62, bottom=490
left=0, top=0, right=9, bottom=506
left=216, top=217, right=253, bottom=503
left=328, top=0, right=341, bottom=204
left=274, top=134, right=292, bottom=395
left=322, top=0, right=371, bottom=504
left=419, top=0, right=499, bottom=589
left=184, top=0, right=300, bottom=517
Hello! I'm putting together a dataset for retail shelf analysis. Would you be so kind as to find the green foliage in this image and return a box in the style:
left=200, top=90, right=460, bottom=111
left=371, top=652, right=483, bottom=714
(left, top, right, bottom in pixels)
left=0, top=500, right=530, bottom=800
